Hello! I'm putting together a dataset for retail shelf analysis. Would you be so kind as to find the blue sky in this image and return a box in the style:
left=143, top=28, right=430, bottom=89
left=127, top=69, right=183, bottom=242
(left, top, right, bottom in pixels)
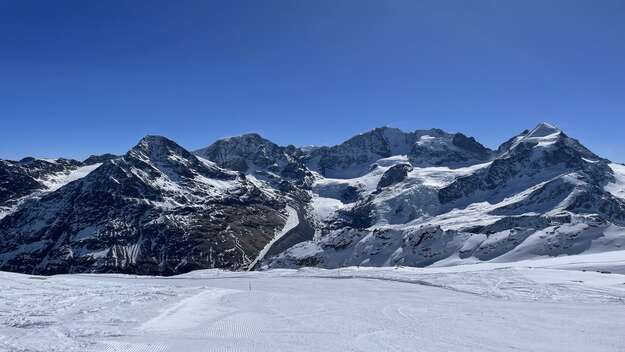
left=1, top=0, right=624, bottom=162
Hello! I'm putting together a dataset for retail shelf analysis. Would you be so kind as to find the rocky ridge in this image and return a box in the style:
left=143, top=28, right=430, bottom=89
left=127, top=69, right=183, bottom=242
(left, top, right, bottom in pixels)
left=1, top=123, right=624, bottom=274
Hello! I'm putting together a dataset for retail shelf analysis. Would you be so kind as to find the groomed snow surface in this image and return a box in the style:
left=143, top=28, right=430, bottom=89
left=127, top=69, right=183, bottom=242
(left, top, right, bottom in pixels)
left=1, top=252, right=625, bottom=352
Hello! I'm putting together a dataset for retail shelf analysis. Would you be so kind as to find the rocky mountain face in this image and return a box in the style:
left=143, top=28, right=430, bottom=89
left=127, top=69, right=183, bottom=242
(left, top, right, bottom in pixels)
left=0, top=160, right=44, bottom=207
left=195, top=133, right=314, bottom=190
left=305, top=127, right=492, bottom=178
left=0, top=137, right=288, bottom=275
left=0, top=158, right=80, bottom=202
left=1, top=123, right=624, bottom=275
left=263, top=123, right=625, bottom=269
left=1, top=157, right=83, bottom=218
left=83, top=153, right=118, bottom=165
left=0, top=154, right=118, bottom=219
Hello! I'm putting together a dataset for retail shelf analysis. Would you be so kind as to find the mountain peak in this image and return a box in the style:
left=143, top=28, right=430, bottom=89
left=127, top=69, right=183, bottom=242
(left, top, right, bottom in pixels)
left=219, top=132, right=265, bottom=142
left=350, top=126, right=406, bottom=141
left=83, top=153, right=118, bottom=165
left=526, top=122, right=561, bottom=138
left=207, top=133, right=278, bottom=148
left=137, top=134, right=173, bottom=145
left=373, top=126, right=403, bottom=133
left=497, top=122, right=564, bottom=155
left=128, top=135, right=193, bottom=163
left=195, top=132, right=289, bottom=173
left=240, top=132, right=265, bottom=139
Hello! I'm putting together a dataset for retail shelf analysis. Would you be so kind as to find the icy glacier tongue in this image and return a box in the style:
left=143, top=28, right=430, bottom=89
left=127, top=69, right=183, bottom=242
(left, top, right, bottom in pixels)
left=1, top=253, right=625, bottom=352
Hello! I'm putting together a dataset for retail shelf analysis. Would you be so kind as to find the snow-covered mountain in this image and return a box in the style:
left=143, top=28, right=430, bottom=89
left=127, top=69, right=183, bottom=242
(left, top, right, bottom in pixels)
left=195, top=133, right=314, bottom=190
left=0, top=156, right=113, bottom=219
left=0, top=136, right=290, bottom=274
left=305, top=127, right=493, bottom=178
left=263, top=123, right=625, bottom=269
left=1, top=123, right=624, bottom=275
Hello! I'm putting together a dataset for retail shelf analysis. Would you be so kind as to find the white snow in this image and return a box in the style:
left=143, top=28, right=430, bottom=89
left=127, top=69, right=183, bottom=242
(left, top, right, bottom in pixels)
left=193, top=173, right=239, bottom=192
left=1, top=251, right=625, bottom=351
left=40, top=158, right=59, bottom=164
left=139, top=288, right=239, bottom=332
left=504, top=122, right=563, bottom=152
left=605, top=163, right=625, bottom=200
left=526, top=122, right=560, bottom=137
left=408, top=161, right=491, bottom=188
left=533, top=131, right=561, bottom=148
left=312, top=164, right=386, bottom=197
left=281, top=241, right=324, bottom=259
left=374, top=154, right=410, bottom=167
left=38, top=163, right=102, bottom=191
left=310, top=195, right=344, bottom=221
left=416, top=134, right=436, bottom=145
left=309, top=160, right=493, bottom=226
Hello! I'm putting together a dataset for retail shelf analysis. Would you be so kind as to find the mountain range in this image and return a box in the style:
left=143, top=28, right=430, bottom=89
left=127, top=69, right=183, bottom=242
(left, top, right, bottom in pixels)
left=1, top=122, right=624, bottom=275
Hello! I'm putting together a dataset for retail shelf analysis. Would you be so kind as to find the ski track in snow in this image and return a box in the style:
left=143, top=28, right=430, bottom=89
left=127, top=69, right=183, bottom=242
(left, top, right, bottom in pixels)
left=1, top=252, right=625, bottom=351
left=139, top=288, right=239, bottom=332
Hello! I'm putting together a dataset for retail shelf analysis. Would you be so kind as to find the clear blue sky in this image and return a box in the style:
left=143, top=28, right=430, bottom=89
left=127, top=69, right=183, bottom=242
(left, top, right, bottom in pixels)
left=1, top=0, right=624, bottom=162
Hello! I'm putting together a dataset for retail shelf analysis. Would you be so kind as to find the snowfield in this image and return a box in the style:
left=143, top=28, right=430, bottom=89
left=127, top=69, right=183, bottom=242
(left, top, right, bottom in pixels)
left=38, top=163, right=103, bottom=191
left=1, top=252, right=625, bottom=352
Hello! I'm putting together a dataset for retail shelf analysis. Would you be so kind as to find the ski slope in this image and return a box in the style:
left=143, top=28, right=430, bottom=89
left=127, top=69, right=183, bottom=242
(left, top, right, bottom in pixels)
left=1, top=252, right=625, bottom=352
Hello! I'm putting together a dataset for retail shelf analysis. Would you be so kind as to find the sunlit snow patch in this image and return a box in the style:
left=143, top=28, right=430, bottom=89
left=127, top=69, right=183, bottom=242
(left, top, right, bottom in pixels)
left=605, top=163, right=625, bottom=201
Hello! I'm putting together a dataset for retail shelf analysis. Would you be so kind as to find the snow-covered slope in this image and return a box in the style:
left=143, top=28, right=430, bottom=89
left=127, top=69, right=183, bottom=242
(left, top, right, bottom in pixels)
left=1, top=252, right=624, bottom=351
left=606, top=163, right=625, bottom=200
left=264, top=123, right=625, bottom=270
left=38, top=162, right=103, bottom=191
